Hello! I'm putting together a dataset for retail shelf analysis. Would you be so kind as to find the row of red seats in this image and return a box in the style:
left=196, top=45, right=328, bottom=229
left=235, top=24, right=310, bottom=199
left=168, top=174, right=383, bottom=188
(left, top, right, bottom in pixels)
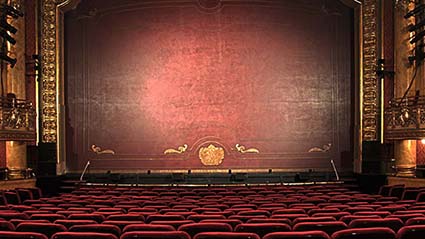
left=0, top=184, right=422, bottom=238
left=0, top=224, right=422, bottom=239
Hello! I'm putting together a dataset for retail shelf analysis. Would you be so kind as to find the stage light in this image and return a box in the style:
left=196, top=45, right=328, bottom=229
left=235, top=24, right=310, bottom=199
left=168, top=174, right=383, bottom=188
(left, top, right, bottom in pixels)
left=0, top=19, right=17, bottom=34
left=0, top=4, right=24, bottom=19
left=0, top=29, right=16, bottom=45
left=0, top=52, right=16, bottom=68
left=405, top=4, right=425, bottom=18
left=410, top=30, right=425, bottom=44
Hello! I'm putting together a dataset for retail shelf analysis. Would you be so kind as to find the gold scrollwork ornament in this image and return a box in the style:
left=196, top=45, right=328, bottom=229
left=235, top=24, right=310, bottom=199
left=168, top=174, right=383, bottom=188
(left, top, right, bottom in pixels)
left=199, top=144, right=224, bottom=166
left=164, top=144, right=188, bottom=154
left=235, top=144, right=260, bottom=154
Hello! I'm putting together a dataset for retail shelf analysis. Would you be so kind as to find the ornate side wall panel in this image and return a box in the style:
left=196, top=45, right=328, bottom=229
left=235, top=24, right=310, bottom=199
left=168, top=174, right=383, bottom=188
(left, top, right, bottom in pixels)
left=40, top=0, right=65, bottom=143
left=362, top=0, right=379, bottom=141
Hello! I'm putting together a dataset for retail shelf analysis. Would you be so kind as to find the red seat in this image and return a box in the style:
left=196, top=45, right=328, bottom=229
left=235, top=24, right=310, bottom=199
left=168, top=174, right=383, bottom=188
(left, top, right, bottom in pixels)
left=54, top=219, right=97, bottom=229
left=234, top=223, right=291, bottom=237
left=16, top=222, right=67, bottom=238
left=331, top=227, right=396, bottom=239
left=0, top=212, right=29, bottom=220
left=292, top=216, right=336, bottom=224
left=0, top=221, right=15, bottom=231
left=308, top=208, right=340, bottom=216
left=237, top=210, right=270, bottom=217
left=397, top=225, right=425, bottom=239
left=106, top=213, right=145, bottom=221
left=0, top=231, right=48, bottom=239
left=51, top=232, right=118, bottom=239
left=200, top=219, right=243, bottom=229
left=123, top=223, right=175, bottom=232
left=262, top=231, right=330, bottom=239
left=229, top=215, right=268, bottom=222
left=386, top=213, right=425, bottom=223
left=339, top=215, right=381, bottom=225
left=348, top=218, right=403, bottom=232
left=293, top=221, right=347, bottom=236
left=312, top=212, right=350, bottom=219
left=9, top=219, right=50, bottom=227
left=405, top=217, right=425, bottom=226
left=69, top=224, right=121, bottom=238
left=146, top=214, right=185, bottom=223
left=272, top=208, right=306, bottom=215
left=120, top=231, right=190, bottom=239
left=353, top=211, right=390, bottom=217
left=30, top=213, right=67, bottom=222
left=193, top=232, right=260, bottom=239
left=150, top=220, right=194, bottom=229
left=246, top=218, right=291, bottom=225
left=187, top=214, right=226, bottom=222
left=68, top=213, right=105, bottom=223
left=102, top=220, right=144, bottom=230
left=178, top=222, right=232, bottom=238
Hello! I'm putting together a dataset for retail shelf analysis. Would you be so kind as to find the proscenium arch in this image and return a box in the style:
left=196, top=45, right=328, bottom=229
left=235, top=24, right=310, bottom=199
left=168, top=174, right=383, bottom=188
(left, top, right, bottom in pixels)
left=40, top=0, right=368, bottom=174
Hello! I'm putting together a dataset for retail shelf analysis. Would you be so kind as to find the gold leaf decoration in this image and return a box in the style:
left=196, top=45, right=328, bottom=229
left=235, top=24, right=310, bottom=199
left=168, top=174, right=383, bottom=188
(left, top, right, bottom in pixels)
left=199, top=144, right=224, bottom=166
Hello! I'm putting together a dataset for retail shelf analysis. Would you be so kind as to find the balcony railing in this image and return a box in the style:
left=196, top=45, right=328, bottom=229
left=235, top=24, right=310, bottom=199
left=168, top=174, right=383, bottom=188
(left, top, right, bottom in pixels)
left=0, top=96, right=36, bottom=141
left=385, top=96, right=425, bottom=140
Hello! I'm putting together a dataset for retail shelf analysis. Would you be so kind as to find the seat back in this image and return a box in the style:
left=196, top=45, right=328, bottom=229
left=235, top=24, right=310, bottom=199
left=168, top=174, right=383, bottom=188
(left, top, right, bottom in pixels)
left=123, top=223, right=175, bottom=232
left=332, top=227, right=396, bottom=239
left=16, top=222, right=67, bottom=238
left=397, top=225, right=425, bottom=239
left=178, top=222, right=232, bottom=238
left=69, top=224, right=121, bottom=238
left=293, top=221, right=347, bottom=236
left=193, top=232, right=261, bottom=239
left=0, top=231, right=48, bottom=239
left=234, top=223, right=291, bottom=237
left=348, top=218, right=403, bottom=232
left=262, top=231, right=330, bottom=239
left=51, top=232, right=118, bottom=239
left=121, top=231, right=190, bottom=239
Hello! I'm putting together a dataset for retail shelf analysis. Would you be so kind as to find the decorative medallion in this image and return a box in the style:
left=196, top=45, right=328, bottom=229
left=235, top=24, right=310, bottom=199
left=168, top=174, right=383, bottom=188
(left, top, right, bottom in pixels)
left=199, top=144, right=224, bottom=166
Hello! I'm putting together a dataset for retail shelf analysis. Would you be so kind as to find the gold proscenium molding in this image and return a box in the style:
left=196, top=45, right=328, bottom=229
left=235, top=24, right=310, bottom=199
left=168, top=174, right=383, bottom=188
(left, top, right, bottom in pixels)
left=235, top=144, right=260, bottom=154
left=40, top=0, right=81, bottom=143
left=164, top=144, right=188, bottom=154
left=199, top=144, right=225, bottom=166
left=91, top=144, right=115, bottom=155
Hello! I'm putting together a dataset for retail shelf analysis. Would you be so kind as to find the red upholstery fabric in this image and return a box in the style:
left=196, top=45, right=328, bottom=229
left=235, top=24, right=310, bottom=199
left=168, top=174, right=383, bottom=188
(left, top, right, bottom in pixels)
left=331, top=227, right=396, bottom=239
left=120, top=231, right=190, bottom=239
left=178, top=222, right=233, bottom=238
left=0, top=231, right=48, bottom=239
left=262, top=231, right=330, bottom=239
left=193, top=232, right=261, bottom=239
left=69, top=224, right=121, bottom=238
left=122, top=223, right=175, bottom=232
left=51, top=232, right=118, bottom=239
left=397, top=225, right=425, bottom=239
left=234, top=223, right=291, bottom=237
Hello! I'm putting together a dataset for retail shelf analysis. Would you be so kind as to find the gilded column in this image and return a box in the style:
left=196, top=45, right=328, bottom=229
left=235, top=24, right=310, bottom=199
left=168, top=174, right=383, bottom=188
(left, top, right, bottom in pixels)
left=5, top=0, right=27, bottom=175
left=393, top=2, right=417, bottom=177
left=395, top=140, right=416, bottom=177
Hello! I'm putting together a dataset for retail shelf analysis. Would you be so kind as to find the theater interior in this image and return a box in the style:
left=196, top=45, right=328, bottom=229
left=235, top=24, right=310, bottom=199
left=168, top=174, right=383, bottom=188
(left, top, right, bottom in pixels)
left=1, top=0, right=425, bottom=238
